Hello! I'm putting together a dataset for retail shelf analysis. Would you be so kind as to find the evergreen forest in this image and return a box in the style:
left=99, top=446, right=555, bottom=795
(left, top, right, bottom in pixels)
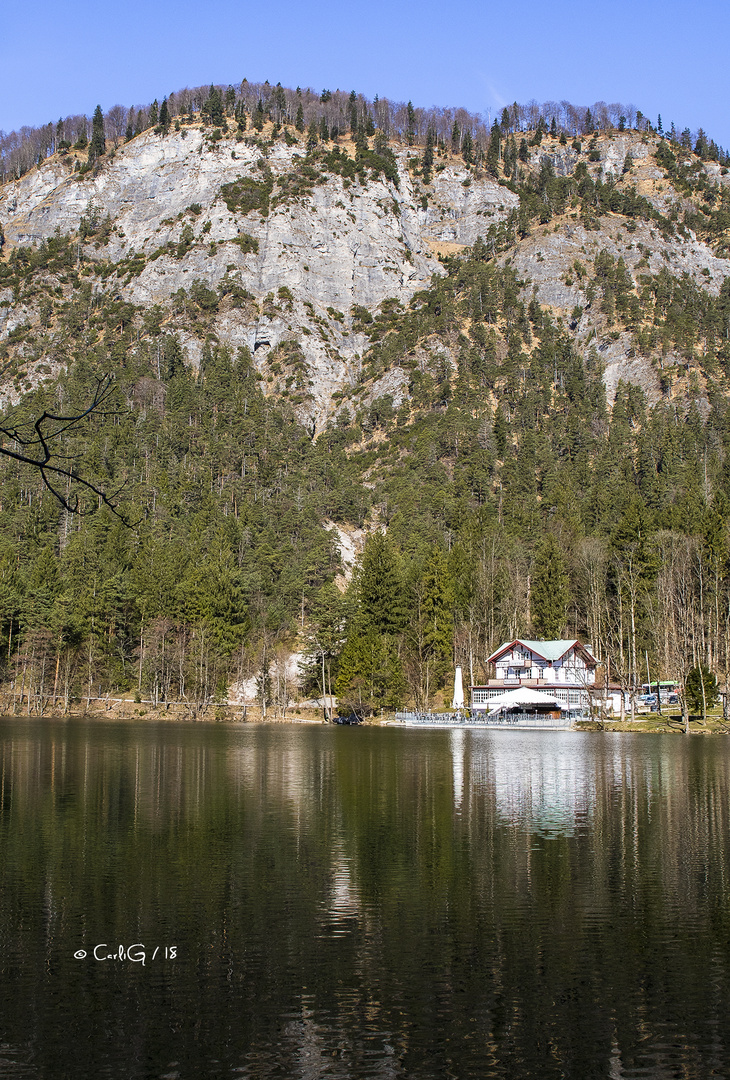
left=2, top=79, right=730, bottom=717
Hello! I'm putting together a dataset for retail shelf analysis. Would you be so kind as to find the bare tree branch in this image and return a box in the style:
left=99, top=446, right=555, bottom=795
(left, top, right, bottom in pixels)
left=0, top=375, right=134, bottom=522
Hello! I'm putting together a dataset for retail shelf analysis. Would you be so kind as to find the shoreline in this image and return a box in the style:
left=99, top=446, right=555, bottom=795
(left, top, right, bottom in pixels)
left=0, top=694, right=330, bottom=725
left=1, top=700, right=729, bottom=733
left=1, top=690, right=728, bottom=733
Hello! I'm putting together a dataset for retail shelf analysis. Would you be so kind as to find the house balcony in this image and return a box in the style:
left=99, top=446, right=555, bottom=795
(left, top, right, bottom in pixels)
left=489, top=673, right=596, bottom=688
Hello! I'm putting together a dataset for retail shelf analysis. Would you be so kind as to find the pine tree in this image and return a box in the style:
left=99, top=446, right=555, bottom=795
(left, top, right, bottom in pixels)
left=451, top=122, right=460, bottom=154
left=88, top=105, right=105, bottom=164
left=205, top=86, right=225, bottom=128
left=336, top=533, right=408, bottom=712
left=158, top=97, right=170, bottom=132
left=358, top=532, right=406, bottom=636
left=685, top=664, right=718, bottom=721
left=162, top=335, right=183, bottom=380
left=531, top=535, right=570, bottom=638
left=335, top=626, right=405, bottom=714
left=493, top=406, right=509, bottom=456
left=486, top=120, right=501, bottom=175
left=335, top=626, right=375, bottom=710
left=406, top=101, right=416, bottom=146
left=295, top=103, right=304, bottom=133
left=272, top=83, right=286, bottom=120
left=420, top=547, right=454, bottom=684
left=503, top=134, right=517, bottom=177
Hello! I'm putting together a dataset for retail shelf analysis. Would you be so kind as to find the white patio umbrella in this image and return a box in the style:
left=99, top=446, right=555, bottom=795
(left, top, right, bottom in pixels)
left=452, top=666, right=465, bottom=709
left=487, top=686, right=570, bottom=715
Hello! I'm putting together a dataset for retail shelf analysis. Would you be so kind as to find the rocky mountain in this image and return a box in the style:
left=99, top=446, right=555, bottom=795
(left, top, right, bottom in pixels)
left=2, top=118, right=728, bottom=431
left=0, top=124, right=515, bottom=429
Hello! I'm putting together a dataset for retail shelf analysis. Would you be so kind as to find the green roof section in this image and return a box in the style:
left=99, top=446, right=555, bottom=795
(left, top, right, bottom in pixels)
left=517, top=639, right=579, bottom=662
left=488, top=639, right=596, bottom=665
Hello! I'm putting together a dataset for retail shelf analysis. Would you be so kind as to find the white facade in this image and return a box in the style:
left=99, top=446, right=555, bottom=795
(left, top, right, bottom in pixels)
left=471, top=639, right=597, bottom=714
left=491, top=640, right=596, bottom=686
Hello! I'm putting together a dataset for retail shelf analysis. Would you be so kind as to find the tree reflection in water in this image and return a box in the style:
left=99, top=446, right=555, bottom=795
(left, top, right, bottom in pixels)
left=0, top=720, right=728, bottom=1079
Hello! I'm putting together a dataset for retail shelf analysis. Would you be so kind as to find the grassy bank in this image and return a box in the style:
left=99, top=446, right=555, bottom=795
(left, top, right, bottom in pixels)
left=578, top=710, right=730, bottom=734
left=0, top=693, right=329, bottom=724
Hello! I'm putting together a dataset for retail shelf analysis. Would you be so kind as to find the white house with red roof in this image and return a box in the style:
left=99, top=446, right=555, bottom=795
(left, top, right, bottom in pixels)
left=471, top=639, right=597, bottom=714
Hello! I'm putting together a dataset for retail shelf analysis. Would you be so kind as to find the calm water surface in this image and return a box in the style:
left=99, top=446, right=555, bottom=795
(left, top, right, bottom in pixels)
left=0, top=719, right=729, bottom=1079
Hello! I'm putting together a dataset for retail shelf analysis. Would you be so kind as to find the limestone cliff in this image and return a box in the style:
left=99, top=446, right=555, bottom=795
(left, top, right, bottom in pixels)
left=0, top=124, right=728, bottom=426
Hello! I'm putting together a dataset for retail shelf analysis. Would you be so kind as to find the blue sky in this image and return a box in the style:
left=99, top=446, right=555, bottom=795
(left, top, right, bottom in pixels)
left=3, top=0, right=729, bottom=147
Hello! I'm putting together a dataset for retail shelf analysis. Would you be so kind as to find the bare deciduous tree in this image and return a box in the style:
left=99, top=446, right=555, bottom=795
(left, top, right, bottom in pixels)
left=0, top=375, right=129, bottom=519
left=104, top=105, right=127, bottom=146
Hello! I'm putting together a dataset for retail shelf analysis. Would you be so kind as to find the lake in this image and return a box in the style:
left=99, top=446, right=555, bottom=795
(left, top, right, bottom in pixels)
left=0, top=719, right=729, bottom=1079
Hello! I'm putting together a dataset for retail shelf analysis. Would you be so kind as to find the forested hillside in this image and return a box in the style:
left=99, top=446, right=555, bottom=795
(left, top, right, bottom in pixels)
left=1, top=80, right=730, bottom=716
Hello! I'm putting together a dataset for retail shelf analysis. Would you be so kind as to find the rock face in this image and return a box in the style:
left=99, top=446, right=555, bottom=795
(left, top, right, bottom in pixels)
left=0, top=129, right=521, bottom=427
left=0, top=126, right=728, bottom=424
